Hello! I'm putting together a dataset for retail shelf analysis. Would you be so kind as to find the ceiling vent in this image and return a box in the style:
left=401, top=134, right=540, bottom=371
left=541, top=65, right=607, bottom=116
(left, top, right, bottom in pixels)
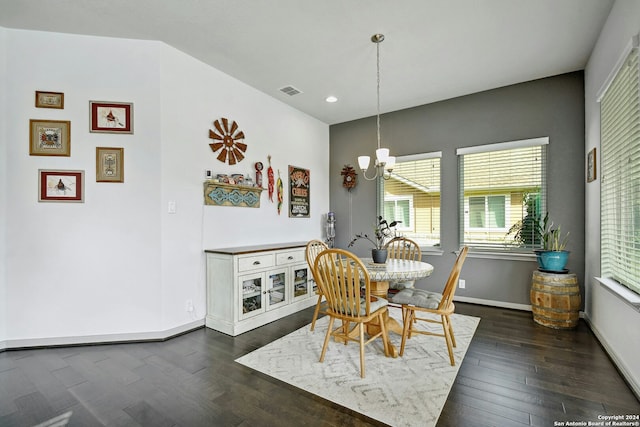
left=279, top=85, right=302, bottom=96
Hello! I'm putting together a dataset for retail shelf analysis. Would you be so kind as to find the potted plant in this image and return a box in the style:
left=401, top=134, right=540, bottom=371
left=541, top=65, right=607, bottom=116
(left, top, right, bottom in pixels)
left=506, top=193, right=543, bottom=247
left=534, top=212, right=570, bottom=272
left=348, top=216, right=400, bottom=263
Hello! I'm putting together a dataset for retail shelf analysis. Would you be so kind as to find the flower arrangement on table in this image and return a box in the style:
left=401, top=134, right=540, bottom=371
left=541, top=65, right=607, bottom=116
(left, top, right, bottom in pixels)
left=348, top=216, right=401, bottom=250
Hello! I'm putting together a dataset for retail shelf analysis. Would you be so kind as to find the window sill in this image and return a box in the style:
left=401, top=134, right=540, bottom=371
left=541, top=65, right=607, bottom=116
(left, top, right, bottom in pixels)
left=420, top=247, right=444, bottom=257
left=595, top=277, right=640, bottom=311
left=461, top=250, right=537, bottom=262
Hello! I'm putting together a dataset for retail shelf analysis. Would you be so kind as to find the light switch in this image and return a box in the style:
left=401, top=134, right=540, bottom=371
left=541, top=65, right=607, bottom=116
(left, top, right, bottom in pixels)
left=168, top=201, right=177, bottom=214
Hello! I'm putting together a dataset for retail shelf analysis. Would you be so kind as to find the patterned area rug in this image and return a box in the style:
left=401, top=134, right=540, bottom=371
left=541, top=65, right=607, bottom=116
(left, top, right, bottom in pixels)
left=236, top=308, right=480, bottom=427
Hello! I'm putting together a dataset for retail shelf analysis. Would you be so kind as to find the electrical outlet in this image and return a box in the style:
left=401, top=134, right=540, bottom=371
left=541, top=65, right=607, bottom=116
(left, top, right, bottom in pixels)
left=459, top=279, right=466, bottom=289
left=186, top=299, right=194, bottom=312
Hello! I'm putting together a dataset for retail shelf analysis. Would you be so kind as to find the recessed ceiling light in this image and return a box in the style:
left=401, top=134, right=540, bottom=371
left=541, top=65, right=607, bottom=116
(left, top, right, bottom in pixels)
left=325, top=96, right=338, bottom=103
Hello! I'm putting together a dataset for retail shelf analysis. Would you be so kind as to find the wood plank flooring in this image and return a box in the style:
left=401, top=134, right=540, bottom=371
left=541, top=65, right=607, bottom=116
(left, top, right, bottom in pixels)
left=0, top=303, right=638, bottom=426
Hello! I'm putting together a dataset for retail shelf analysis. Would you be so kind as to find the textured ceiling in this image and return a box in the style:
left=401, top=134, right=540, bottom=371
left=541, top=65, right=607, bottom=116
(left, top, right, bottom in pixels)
left=0, top=0, right=614, bottom=124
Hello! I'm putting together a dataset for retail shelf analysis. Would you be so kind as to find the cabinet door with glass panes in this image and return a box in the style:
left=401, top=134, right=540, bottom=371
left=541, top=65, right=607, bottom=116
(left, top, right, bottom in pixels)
left=291, top=264, right=311, bottom=302
left=239, top=272, right=265, bottom=320
left=266, top=268, right=288, bottom=310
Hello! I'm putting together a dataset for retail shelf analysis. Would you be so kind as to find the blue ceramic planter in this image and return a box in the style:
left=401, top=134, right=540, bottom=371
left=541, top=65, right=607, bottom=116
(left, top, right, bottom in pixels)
left=535, top=250, right=570, bottom=272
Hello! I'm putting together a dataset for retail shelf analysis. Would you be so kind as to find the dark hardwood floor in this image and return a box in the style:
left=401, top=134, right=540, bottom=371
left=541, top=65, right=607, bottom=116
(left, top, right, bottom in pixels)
left=0, top=303, right=638, bottom=426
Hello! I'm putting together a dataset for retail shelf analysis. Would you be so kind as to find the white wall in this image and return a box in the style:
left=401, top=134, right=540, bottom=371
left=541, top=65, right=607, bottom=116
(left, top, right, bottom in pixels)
left=2, top=28, right=329, bottom=345
left=584, top=0, right=640, bottom=396
left=0, top=27, right=7, bottom=348
left=157, top=45, right=329, bottom=329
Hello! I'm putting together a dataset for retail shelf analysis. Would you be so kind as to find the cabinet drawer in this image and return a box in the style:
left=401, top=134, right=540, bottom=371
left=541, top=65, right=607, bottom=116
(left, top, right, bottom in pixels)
left=276, top=250, right=305, bottom=265
left=238, top=253, right=274, bottom=272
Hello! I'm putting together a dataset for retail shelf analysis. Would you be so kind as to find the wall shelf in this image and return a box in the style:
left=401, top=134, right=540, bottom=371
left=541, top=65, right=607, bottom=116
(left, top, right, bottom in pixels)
left=203, top=181, right=264, bottom=208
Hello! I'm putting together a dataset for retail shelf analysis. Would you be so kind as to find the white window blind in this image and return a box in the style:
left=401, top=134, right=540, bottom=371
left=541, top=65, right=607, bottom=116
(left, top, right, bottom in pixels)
left=457, top=138, right=548, bottom=251
left=600, top=46, right=640, bottom=295
left=382, top=152, right=441, bottom=247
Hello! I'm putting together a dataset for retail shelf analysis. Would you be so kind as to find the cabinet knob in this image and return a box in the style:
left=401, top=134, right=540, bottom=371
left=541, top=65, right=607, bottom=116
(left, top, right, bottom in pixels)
left=287, top=256, right=294, bottom=260
left=253, top=261, right=261, bottom=265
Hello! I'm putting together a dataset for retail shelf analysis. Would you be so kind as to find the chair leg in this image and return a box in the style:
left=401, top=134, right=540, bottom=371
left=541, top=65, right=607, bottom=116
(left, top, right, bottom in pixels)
left=447, top=314, right=456, bottom=348
left=310, top=294, right=323, bottom=331
left=442, top=314, right=455, bottom=366
left=399, top=307, right=413, bottom=356
left=320, top=316, right=334, bottom=362
left=359, top=323, right=366, bottom=378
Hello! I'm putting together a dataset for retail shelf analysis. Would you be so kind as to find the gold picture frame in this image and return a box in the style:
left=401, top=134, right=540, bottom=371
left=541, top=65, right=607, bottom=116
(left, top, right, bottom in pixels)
left=587, top=147, right=597, bottom=183
left=96, top=147, right=124, bottom=183
left=35, top=91, right=64, bottom=109
left=29, top=119, right=71, bottom=156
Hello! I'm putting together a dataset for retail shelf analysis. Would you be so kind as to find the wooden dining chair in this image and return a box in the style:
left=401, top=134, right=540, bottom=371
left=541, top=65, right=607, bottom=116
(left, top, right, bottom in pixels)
left=314, top=248, right=390, bottom=378
left=385, top=237, right=422, bottom=296
left=305, top=239, right=329, bottom=331
left=391, top=246, right=469, bottom=365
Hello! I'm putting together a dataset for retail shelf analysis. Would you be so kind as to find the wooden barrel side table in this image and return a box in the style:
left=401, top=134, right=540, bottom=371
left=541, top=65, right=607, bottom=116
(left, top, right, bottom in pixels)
left=530, top=270, right=581, bottom=329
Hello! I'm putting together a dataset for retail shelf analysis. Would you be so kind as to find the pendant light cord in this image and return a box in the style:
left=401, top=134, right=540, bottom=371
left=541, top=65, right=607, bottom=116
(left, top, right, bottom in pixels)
left=376, top=38, right=381, bottom=151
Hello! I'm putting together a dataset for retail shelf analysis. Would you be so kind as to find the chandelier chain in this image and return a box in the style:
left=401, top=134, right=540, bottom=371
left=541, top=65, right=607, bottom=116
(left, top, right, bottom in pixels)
left=376, top=38, right=381, bottom=151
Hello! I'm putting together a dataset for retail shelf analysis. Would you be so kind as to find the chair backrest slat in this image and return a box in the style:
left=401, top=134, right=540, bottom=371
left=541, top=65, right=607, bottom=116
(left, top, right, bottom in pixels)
left=438, top=246, right=469, bottom=310
left=306, top=239, right=328, bottom=286
left=314, top=249, right=370, bottom=319
left=385, top=237, right=422, bottom=261
left=306, top=240, right=328, bottom=267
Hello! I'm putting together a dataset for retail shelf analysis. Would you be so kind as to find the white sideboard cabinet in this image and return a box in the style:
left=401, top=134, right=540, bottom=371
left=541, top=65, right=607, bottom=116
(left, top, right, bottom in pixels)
left=205, top=242, right=316, bottom=336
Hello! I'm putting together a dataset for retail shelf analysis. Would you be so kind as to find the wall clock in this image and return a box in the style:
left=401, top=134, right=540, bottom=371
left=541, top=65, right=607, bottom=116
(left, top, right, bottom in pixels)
left=208, top=118, right=247, bottom=165
left=341, top=165, right=357, bottom=190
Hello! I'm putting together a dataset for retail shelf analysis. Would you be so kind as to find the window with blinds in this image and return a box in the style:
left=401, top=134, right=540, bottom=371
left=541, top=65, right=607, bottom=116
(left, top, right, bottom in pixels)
left=382, top=152, right=441, bottom=247
left=600, top=46, right=640, bottom=295
left=457, top=138, right=548, bottom=251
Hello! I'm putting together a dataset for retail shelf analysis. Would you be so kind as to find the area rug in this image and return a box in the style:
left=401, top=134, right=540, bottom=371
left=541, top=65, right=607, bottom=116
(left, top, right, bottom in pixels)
left=236, top=308, right=480, bottom=427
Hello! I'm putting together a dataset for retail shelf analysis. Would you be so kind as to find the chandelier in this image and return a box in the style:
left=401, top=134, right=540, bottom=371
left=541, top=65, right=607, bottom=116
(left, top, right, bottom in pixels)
left=358, top=33, right=395, bottom=181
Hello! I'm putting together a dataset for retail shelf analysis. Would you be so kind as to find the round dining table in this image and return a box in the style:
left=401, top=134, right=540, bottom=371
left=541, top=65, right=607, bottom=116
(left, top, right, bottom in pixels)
left=361, top=257, right=434, bottom=357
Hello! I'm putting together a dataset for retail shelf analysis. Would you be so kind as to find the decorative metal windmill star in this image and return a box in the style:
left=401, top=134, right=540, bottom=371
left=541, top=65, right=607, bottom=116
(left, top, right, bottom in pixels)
left=208, top=117, right=247, bottom=165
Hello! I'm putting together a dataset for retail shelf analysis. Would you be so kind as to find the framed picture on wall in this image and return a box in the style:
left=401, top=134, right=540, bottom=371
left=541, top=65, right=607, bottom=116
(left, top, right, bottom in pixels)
left=29, top=119, right=71, bottom=156
left=96, top=147, right=124, bottom=182
left=587, top=147, right=597, bottom=182
left=288, top=165, right=310, bottom=218
left=89, top=101, right=133, bottom=134
left=38, top=169, right=84, bottom=203
left=35, top=91, right=64, bottom=109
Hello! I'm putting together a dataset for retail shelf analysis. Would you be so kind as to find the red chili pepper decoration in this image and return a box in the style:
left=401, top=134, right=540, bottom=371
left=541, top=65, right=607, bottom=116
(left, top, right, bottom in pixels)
left=267, top=155, right=275, bottom=202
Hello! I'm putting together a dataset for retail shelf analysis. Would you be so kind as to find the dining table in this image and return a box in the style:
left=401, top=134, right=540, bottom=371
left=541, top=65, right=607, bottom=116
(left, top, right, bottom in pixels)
left=361, top=257, right=435, bottom=357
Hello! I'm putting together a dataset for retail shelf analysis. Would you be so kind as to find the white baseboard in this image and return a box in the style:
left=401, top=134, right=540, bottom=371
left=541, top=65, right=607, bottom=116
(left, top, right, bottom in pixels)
left=583, top=313, right=640, bottom=399
left=454, top=296, right=588, bottom=319
left=454, top=295, right=532, bottom=312
left=2, top=318, right=205, bottom=350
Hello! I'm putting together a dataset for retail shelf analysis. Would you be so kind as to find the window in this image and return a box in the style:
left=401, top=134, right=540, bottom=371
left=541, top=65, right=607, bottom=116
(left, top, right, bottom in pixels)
left=457, top=138, right=548, bottom=251
left=381, top=152, right=441, bottom=247
left=467, top=195, right=507, bottom=230
left=599, top=42, right=640, bottom=295
left=383, top=196, right=414, bottom=231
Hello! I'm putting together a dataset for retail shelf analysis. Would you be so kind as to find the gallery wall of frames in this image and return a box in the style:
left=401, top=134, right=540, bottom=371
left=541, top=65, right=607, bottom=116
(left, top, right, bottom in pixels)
left=30, top=91, right=130, bottom=203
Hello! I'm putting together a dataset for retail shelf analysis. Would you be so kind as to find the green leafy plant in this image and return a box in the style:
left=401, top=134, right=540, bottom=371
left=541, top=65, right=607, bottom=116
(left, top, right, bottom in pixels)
left=538, top=212, right=570, bottom=251
left=506, top=193, right=543, bottom=247
left=348, top=216, right=401, bottom=250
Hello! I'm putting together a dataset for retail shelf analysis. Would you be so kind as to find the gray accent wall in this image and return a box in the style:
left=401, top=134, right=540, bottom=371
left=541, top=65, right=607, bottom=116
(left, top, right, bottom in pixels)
left=329, top=72, right=585, bottom=307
